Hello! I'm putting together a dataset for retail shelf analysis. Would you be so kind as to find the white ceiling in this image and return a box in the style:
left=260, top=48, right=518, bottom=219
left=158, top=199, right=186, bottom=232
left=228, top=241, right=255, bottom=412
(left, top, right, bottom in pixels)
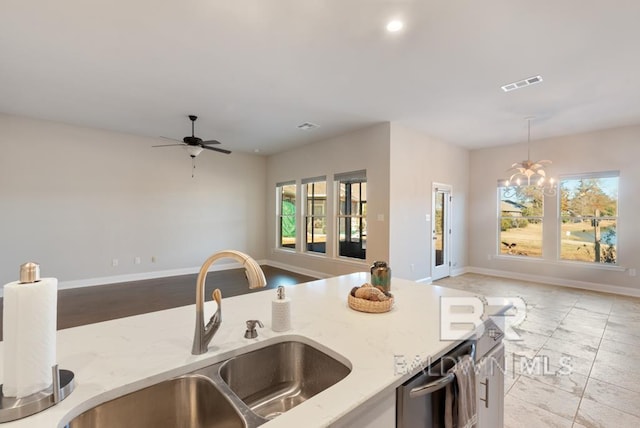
left=2, top=1, right=640, bottom=155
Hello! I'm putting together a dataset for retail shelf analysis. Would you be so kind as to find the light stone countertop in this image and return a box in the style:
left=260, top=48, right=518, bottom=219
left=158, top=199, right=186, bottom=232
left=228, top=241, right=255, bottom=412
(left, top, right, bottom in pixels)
left=0, top=273, right=493, bottom=428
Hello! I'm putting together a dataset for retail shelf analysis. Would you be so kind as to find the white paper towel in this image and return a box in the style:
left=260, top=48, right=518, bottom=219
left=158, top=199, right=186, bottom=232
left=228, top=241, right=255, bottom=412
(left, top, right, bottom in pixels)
left=271, top=298, right=291, bottom=332
left=2, top=278, right=57, bottom=398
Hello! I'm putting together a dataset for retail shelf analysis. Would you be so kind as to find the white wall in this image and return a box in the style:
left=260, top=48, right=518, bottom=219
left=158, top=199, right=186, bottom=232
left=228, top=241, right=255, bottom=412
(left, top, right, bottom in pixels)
left=0, top=114, right=267, bottom=287
left=469, top=124, right=640, bottom=293
left=266, top=123, right=390, bottom=276
left=389, top=124, right=470, bottom=281
left=5, top=112, right=637, bottom=296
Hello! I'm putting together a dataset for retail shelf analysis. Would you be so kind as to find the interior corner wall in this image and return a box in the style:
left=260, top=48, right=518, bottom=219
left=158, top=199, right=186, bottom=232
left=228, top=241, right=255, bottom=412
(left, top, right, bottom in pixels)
left=265, top=123, right=391, bottom=276
left=0, top=114, right=267, bottom=287
left=388, top=123, right=470, bottom=282
left=468, top=124, right=640, bottom=292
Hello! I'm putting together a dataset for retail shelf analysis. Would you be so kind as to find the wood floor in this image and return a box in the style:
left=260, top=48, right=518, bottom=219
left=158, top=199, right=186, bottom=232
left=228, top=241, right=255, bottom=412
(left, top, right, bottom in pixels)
left=0, top=266, right=315, bottom=340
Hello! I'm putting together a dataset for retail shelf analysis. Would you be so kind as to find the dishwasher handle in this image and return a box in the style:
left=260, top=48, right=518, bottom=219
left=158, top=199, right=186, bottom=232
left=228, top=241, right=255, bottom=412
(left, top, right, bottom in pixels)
left=409, top=372, right=455, bottom=398
left=408, top=343, right=476, bottom=399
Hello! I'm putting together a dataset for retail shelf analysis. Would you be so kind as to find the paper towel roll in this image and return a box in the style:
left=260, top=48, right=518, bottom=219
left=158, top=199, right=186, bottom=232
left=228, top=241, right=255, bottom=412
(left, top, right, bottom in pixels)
left=271, top=298, right=291, bottom=332
left=2, top=278, right=57, bottom=398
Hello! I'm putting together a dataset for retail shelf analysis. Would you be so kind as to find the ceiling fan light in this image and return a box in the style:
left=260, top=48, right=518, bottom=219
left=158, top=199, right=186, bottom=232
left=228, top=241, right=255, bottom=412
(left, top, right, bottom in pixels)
left=185, top=146, right=203, bottom=158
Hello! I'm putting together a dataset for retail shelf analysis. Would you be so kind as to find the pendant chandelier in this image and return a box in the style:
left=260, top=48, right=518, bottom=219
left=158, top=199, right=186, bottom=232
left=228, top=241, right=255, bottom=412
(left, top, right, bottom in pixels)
left=505, top=117, right=556, bottom=196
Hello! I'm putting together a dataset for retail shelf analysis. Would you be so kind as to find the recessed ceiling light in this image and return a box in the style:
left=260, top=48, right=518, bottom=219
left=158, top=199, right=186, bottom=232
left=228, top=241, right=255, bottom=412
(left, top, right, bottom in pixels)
left=501, top=75, right=543, bottom=92
left=386, top=20, right=404, bottom=32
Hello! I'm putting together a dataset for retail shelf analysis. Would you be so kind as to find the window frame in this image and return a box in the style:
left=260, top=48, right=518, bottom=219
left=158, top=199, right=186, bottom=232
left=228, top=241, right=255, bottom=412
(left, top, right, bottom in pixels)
left=335, top=170, right=367, bottom=260
left=557, top=171, right=619, bottom=265
left=497, top=183, right=544, bottom=258
left=303, top=177, right=327, bottom=255
left=276, top=181, right=297, bottom=251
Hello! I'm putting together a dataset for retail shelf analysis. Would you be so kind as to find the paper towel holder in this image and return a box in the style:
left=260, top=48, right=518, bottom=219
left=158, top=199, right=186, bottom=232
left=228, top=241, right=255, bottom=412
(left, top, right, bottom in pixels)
left=0, top=365, right=75, bottom=423
left=19, top=262, right=41, bottom=284
left=0, top=263, right=75, bottom=422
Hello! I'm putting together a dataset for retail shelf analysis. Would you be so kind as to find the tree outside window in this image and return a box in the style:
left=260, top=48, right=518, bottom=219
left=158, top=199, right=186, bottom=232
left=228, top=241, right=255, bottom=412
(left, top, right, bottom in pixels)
left=278, top=183, right=296, bottom=249
left=560, top=175, right=618, bottom=264
left=498, top=185, right=543, bottom=257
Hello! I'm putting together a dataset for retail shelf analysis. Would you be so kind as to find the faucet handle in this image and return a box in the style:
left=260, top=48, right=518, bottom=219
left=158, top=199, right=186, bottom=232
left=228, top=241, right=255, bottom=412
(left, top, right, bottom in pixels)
left=244, top=319, right=264, bottom=339
left=212, top=288, right=222, bottom=304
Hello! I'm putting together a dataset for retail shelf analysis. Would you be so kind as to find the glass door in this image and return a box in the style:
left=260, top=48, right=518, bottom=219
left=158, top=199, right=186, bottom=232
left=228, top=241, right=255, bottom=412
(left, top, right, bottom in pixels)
left=432, top=184, right=451, bottom=280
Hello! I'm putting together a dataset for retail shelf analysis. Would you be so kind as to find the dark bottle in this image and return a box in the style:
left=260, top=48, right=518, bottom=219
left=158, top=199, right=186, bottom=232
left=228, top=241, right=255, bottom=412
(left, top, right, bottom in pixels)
left=370, top=261, right=391, bottom=293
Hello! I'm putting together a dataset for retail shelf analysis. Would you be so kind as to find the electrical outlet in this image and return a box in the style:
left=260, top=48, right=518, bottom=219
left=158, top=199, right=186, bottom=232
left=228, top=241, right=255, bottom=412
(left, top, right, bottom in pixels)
left=151, top=256, right=157, bottom=263
left=629, top=268, right=637, bottom=277
left=410, top=263, right=415, bottom=272
left=134, top=256, right=141, bottom=265
left=112, top=258, right=119, bottom=267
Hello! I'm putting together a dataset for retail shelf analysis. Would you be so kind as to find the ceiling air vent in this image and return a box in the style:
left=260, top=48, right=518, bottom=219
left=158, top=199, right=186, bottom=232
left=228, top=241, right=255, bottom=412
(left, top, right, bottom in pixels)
left=501, top=75, right=543, bottom=92
left=297, top=122, right=319, bottom=130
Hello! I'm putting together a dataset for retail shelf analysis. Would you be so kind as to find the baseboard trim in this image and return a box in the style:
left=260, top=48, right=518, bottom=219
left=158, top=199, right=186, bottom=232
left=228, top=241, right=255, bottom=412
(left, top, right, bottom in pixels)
left=262, top=260, right=328, bottom=280
left=451, top=266, right=469, bottom=277
left=466, top=266, right=640, bottom=298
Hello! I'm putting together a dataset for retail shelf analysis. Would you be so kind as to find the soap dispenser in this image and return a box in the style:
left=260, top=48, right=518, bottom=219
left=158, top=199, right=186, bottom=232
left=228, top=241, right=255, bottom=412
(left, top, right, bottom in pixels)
left=271, top=286, right=291, bottom=332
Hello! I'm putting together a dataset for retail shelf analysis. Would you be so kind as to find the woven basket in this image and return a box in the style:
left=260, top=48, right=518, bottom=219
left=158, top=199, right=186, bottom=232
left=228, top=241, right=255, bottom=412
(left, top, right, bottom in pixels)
left=348, top=293, right=394, bottom=313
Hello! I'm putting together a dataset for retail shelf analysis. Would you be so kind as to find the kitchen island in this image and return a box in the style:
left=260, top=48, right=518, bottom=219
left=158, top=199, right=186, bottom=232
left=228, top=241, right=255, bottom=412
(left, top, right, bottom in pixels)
left=0, top=273, right=502, bottom=427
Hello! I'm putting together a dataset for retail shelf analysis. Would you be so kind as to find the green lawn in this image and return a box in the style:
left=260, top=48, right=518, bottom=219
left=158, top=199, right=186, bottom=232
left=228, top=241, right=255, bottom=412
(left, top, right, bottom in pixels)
left=500, top=220, right=616, bottom=263
left=500, top=222, right=542, bottom=257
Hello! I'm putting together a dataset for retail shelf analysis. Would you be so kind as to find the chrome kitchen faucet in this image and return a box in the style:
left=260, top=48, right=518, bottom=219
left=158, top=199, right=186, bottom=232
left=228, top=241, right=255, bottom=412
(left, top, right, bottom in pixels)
left=192, top=250, right=266, bottom=355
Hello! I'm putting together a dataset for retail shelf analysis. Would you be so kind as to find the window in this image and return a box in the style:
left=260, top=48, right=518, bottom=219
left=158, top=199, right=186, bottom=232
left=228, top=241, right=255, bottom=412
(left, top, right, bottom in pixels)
left=559, top=172, right=619, bottom=264
left=336, top=170, right=367, bottom=259
left=498, top=184, right=543, bottom=257
left=303, top=177, right=327, bottom=254
left=277, top=181, right=296, bottom=249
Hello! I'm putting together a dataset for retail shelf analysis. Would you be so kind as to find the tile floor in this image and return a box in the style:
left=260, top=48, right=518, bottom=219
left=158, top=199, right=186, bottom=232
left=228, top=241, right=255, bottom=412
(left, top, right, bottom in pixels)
left=435, top=273, right=640, bottom=428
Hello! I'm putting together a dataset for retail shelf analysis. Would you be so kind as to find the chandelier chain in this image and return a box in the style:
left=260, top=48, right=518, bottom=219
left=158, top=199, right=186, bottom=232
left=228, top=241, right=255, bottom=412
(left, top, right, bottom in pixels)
left=504, top=117, right=557, bottom=197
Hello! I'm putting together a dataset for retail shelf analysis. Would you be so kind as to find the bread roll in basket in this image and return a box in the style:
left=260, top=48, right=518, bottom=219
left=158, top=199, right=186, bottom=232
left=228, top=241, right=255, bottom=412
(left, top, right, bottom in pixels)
left=348, top=283, right=394, bottom=313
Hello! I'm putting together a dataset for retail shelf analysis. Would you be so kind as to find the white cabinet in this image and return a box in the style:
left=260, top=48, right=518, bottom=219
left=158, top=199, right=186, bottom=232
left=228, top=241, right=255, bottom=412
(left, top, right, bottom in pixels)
left=476, top=343, right=505, bottom=428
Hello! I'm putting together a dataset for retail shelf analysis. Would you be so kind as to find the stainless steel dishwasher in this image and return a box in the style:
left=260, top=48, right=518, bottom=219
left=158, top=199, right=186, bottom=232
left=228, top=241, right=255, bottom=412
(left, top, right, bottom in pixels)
left=396, top=321, right=504, bottom=427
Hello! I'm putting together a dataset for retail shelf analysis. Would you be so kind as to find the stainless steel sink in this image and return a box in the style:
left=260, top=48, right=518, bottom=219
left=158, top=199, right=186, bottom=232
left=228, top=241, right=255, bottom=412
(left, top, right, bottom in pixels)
left=64, top=340, right=351, bottom=427
left=218, top=341, right=351, bottom=420
left=66, top=375, right=245, bottom=428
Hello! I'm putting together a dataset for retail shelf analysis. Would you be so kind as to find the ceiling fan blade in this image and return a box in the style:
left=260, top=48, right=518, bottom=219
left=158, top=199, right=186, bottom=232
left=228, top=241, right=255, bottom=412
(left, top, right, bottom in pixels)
left=201, top=139, right=221, bottom=145
left=202, top=145, right=231, bottom=154
left=160, top=136, right=182, bottom=142
left=152, top=143, right=184, bottom=147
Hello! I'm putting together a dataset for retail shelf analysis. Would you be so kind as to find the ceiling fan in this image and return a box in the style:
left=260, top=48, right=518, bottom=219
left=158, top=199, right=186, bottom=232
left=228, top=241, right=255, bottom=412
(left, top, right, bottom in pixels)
left=153, top=115, right=231, bottom=158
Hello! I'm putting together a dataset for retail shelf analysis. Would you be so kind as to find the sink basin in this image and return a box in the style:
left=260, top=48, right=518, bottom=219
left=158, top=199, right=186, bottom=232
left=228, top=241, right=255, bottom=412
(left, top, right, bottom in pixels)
left=218, top=341, right=351, bottom=420
left=66, top=375, right=245, bottom=428
left=65, top=339, right=351, bottom=427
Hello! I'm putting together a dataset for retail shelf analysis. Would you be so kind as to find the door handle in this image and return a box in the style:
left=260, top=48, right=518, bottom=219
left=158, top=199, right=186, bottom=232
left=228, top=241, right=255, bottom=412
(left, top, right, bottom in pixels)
left=409, top=344, right=475, bottom=398
left=409, top=373, right=455, bottom=398
left=479, top=378, right=489, bottom=408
